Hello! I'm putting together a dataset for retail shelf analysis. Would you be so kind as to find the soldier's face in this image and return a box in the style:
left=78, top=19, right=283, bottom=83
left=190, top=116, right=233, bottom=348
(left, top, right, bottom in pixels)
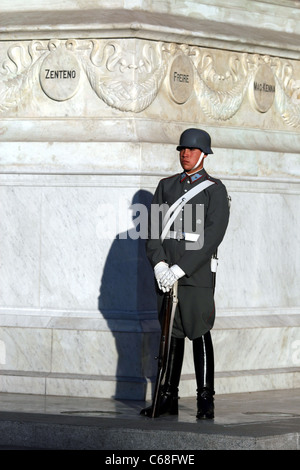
left=179, top=148, right=203, bottom=172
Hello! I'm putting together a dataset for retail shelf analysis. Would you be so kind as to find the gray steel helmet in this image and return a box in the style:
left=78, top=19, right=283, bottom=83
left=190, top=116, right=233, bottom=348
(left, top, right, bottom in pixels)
left=176, top=128, right=213, bottom=154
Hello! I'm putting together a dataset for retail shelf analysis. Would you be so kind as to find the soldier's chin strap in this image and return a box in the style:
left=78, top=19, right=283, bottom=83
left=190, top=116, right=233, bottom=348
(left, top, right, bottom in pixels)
left=190, top=153, right=204, bottom=172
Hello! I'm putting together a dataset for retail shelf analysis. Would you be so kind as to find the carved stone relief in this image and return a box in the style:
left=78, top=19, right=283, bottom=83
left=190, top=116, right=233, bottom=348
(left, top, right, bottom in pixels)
left=0, top=38, right=299, bottom=128
left=168, top=53, right=194, bottom=104
left=249, top=64, right=275, bottom=113
left=39, top=40, right=81, bottom=101
left=83, top=39, right=168, bottom=112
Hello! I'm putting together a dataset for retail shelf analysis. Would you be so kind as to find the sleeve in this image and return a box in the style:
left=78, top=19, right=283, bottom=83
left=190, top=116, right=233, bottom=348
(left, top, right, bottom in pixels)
left=145, top=181, right=169, bottom=268
left=176, top=182, right=230, bottom=277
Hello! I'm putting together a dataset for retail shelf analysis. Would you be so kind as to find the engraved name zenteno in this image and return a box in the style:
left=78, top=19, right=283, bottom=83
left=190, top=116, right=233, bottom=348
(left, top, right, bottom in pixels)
left=45, top=69, right=77, bottom=79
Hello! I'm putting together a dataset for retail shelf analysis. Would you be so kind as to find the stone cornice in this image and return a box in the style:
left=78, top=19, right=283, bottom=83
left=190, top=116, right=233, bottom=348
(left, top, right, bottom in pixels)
left=1, top=119, right=300, bottom=153
left=1, top=6, right=300, bottom=59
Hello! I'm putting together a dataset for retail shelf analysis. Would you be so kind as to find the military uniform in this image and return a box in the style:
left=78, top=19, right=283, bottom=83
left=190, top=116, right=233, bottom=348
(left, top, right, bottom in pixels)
left=140, top=128, right=230, bottom=420
left=146, top=168, right=230, bottom=340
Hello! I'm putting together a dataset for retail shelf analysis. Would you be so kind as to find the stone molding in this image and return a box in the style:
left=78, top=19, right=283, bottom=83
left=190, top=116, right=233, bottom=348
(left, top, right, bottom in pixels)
left=1, top=39, right=300, bottom=128
left=1, top=3, right=300, bottom=59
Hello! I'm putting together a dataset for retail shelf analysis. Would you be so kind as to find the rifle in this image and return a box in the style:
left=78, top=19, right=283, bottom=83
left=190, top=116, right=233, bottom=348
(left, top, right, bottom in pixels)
left=151, top=282, right=178, bottom=418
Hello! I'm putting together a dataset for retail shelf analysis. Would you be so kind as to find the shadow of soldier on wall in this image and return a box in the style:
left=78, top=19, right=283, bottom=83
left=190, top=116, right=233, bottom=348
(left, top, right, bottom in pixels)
left=98, top=189, right=159, bottom=400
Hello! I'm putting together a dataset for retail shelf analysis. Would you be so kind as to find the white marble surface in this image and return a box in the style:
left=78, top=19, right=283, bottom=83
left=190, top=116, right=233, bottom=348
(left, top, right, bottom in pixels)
left=0, top=187, right=41, bottom=308
left=0, top=153, right=299, bottom=399
left=0, top=177, right=298, bottom=312
left=0, top=1, right=299, bottom=400
left=214, top=190, right=300, bottom=309
left=1, top=1, right=300, bottom=59
left=0, top=326, right=52, bottom=372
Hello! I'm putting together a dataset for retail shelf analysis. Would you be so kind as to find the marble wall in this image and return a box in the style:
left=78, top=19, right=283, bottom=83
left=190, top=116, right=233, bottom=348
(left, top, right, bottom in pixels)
left=0, top=1, right=299, bottom=399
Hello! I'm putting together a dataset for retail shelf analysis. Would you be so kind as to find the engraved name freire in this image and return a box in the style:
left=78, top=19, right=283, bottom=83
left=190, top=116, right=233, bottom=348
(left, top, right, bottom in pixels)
left=44, top=69, right=77, bottom=79
left=254, top=81, right=275, bottom=93
left=173, top=71, right=190, bottom=83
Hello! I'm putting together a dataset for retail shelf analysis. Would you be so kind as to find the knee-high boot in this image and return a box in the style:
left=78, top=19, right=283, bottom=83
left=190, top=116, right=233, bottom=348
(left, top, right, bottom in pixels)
left=140, top=336, right=185, bottom=417
left=193, top=332, right=215, bottom=419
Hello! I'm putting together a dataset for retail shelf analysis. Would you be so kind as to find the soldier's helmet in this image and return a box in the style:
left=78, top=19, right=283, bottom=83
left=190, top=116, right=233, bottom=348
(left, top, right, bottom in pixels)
left=176, top=128, right=213, bottom=154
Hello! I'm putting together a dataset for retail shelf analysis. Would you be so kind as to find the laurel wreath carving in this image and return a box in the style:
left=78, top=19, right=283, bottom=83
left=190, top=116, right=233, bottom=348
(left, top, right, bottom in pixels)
left=194, top=65, right=252, bottom=121
left=0, top=39, right=299, bottom=127
left=0, top=42, right=48, bottom=112
left=272, top=60, right=300, bottom=128
left=82, top=40, right=168, bottom=112
left=190, top=51, right=249, bottom=120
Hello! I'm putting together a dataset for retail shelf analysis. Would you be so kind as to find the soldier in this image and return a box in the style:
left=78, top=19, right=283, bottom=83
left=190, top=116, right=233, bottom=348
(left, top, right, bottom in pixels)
left=140, top=128, right=230, bottom=419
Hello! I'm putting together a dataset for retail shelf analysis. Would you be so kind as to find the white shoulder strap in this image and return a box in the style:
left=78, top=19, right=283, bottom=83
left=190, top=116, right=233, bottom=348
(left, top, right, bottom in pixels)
left=160, top=179, right=215, bottom=242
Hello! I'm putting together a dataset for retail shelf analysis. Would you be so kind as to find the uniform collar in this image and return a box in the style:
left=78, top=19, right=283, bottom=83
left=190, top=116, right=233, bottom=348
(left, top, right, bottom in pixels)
left=180, top=169, right=206, bottom=184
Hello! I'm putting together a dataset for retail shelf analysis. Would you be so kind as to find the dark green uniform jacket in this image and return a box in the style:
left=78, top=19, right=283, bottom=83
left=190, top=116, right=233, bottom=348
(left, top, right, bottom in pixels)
left=146, top=168, right=230, bottom=339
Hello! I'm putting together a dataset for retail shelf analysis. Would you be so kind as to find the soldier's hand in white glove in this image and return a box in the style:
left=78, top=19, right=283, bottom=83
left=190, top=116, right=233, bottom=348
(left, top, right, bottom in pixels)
left=154, top=261, right=169, bottom=291
left=160, top=264, right=185, bottom=291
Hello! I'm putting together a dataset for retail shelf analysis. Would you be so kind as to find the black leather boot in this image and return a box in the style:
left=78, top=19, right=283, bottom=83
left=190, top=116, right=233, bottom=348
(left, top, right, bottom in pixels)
left=196, top=388, right=215, bottom=419
left=193, top=332, right=215, bottom=419
left=140, top=336, right=185, bottom=417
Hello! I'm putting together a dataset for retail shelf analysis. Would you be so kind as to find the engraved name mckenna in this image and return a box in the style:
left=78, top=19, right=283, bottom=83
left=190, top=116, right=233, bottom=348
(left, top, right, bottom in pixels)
left=45, top=69, right=77, bottom=79
left=254, top=81, right=275, bottom=92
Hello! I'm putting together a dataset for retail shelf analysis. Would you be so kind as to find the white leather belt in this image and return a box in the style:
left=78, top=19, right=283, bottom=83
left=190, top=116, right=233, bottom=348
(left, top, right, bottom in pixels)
left=167, top=231, right=200, bottom=242
left=160, top=180, right=215, bottom=243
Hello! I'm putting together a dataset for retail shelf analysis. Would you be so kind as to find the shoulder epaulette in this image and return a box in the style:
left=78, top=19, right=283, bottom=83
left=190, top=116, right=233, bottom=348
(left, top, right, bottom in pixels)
left=160, top=172, right=181, bottom=182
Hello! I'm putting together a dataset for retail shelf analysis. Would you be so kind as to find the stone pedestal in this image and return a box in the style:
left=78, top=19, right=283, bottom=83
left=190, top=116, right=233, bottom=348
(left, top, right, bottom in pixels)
left=0, top=1, right=299, bottom=400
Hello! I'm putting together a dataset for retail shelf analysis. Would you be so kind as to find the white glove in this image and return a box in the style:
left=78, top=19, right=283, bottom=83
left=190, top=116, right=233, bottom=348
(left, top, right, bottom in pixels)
left=160, top=264, right=185, bottom=291
left=154, top=261, right=169, bottom=291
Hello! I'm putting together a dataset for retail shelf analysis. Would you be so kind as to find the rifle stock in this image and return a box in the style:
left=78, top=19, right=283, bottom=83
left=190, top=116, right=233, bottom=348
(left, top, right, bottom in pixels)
left=151, top=289, right=174, bottom=418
